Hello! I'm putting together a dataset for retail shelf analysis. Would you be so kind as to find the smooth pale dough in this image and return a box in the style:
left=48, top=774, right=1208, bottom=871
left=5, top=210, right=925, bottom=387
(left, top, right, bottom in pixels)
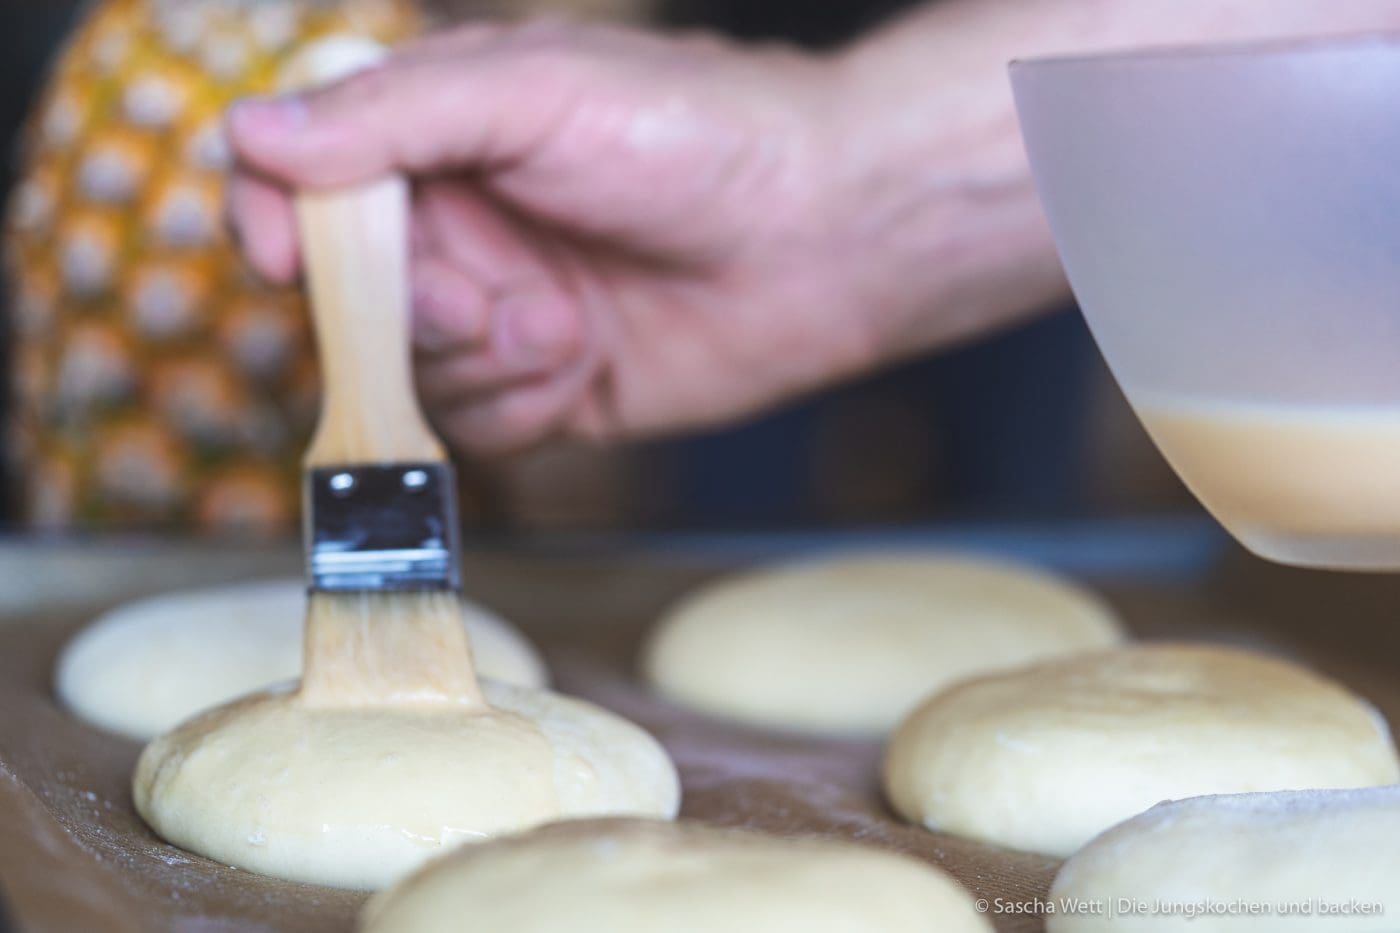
left=56, top=578, right=548, bottom=740
left=362, top=819, right=993, bottom=933
left=642, top=553, right=1123, bottom=734
left=884, top=643, right=1400, bottom=856
left=1048, top=787, right=1400, bottom=932
left=133, top=680, right=679, bottom=890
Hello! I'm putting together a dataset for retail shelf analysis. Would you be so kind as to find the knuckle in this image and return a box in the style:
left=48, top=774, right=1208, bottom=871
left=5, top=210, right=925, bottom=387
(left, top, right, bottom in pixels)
left=327, top=62, right=398, bottom=107
left=506, top=15, right=577, bottom=45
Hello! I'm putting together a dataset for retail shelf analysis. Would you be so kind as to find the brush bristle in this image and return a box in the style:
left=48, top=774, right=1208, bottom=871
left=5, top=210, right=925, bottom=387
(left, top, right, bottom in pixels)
left=300, top=590, right=485, bottom=708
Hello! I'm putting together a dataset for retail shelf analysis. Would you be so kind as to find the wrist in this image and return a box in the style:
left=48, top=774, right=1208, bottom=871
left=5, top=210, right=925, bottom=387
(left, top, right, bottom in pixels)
left=818, top=15, right=1066, bottom=368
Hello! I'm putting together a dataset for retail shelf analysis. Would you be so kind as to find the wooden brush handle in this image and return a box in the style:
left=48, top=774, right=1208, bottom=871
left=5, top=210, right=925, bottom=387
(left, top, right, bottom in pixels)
left=285, top=38, right=443, bottom=467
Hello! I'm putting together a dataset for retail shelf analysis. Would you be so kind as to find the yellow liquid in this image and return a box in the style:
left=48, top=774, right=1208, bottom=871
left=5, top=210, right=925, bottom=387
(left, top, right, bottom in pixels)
left=1136, top=399, right=1400, bottom=568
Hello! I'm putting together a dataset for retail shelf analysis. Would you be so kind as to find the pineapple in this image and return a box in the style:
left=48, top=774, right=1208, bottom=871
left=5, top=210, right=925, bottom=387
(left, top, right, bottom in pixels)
left=5, top=0, right=421, bottom=537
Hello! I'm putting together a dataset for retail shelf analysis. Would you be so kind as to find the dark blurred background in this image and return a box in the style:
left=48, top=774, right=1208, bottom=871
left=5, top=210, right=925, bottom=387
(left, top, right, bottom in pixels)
left=0, top=0, right=1192, bottom=535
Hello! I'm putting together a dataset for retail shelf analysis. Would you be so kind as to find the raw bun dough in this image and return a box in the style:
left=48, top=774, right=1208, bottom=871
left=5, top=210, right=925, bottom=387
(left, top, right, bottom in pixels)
left=884, top=643, right=1400, bottom=856
left=362, top=819, right=993, bottom=933
left=133, top=681, right=679, bottom=889
left=1048, top=787, right=1400, bottom=932
left=642, top=553, right=1123, bottom=734
left=57, top=578, right=548, bottom=739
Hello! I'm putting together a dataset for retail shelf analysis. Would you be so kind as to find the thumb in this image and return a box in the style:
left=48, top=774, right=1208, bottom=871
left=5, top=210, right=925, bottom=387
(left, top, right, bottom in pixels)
left=224, top=52, right=560, bottom=188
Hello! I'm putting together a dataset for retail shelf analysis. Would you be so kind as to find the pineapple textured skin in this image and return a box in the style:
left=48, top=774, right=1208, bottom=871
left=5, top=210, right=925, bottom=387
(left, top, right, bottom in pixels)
left=5, top=0, right=420, bottom=535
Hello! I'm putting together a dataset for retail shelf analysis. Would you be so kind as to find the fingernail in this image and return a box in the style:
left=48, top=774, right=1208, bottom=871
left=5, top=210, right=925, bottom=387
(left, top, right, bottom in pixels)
left=498, top=294, right=576, bottom=364
left=226, top=95, right=308, bottom=140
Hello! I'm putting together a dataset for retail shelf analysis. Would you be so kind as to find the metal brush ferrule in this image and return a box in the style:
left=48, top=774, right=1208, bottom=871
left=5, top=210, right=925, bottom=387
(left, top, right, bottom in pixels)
left=305, top=462, right=462, bottom=592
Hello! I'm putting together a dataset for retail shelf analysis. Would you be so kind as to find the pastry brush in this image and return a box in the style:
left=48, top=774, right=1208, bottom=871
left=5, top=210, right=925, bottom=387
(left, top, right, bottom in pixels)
left=284, top=37, right=484, bottom=708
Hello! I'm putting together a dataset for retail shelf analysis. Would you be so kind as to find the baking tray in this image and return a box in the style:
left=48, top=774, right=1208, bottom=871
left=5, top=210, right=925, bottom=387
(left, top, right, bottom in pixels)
left=3, top=518, right=1398, bottom=933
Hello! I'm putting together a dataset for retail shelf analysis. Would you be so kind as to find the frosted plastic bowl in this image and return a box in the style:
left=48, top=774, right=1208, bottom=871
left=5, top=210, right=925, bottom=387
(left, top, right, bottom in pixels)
left=1012, top=36, right=1400, bottom=570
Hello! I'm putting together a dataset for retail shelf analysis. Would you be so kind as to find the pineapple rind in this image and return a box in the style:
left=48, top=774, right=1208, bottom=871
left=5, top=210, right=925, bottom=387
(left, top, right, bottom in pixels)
left=6, top=0, right=421, bottom=533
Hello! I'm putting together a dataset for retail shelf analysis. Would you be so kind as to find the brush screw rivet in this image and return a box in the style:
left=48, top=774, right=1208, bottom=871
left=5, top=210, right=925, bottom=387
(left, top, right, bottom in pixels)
left=402, top=469, right=429, bottom=491
left=328, top=472, right=356, bottom=496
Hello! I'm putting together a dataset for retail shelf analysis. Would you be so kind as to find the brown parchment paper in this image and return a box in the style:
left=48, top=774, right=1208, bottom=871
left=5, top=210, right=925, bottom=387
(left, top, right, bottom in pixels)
left=2, top=540, right=1400, bottom=933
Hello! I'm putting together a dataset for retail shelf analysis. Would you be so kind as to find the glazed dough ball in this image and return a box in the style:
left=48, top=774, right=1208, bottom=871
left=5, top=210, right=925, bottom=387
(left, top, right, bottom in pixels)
left=1049, top=787, right=1400, bottom=932
left=57, top=578, right=548, bottom=739
left=643, top=553, right=1123, bottom=734
left=133, top=681, right=679, bottom=889
left=884, top=643, right=1399, bottom=856
left=362, top=819, right=993, bottom=933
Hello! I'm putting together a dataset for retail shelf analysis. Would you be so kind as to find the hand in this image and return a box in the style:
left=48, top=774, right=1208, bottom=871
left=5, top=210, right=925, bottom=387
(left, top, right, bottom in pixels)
left=226, top=20, right=886, bottom=456
left=227, top=2, right=1400, bottom=458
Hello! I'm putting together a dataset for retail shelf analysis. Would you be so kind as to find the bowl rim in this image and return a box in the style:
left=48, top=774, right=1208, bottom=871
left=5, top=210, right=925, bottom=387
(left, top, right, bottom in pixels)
left=1010, top=30, right=1400, bottom=71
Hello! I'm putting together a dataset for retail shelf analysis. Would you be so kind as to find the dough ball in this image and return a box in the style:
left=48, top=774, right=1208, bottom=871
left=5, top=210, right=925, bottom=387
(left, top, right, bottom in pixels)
left=1049, top=787, right=1400, bottom=932
left=642, top=553, right=1122, bottom=734
left=362, top=819, right=993, bottom=933
left=133, top=681, right=679, bottom=889
left=57, top=578, right=548, bottom=740
left=884, top=643, right=1399, bottom=856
